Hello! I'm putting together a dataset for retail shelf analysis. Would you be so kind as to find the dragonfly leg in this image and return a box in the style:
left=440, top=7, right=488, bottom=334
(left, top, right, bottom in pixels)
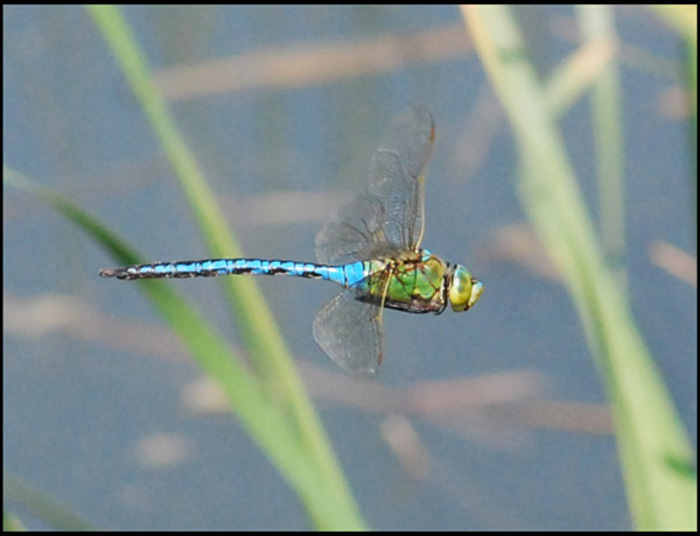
left=374, top=264, right=396, bottom=367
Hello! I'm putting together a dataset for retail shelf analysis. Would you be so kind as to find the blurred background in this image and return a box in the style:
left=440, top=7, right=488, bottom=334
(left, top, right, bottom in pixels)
left=3, top=5, right=696, bottom=531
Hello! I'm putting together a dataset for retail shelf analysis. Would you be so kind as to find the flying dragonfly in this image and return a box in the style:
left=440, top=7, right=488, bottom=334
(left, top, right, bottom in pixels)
left=101, top=105, right=483, bottom=375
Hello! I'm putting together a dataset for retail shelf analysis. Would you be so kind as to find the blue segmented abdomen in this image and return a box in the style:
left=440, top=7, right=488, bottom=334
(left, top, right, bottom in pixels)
left=99, top=258, right=370, bottom=287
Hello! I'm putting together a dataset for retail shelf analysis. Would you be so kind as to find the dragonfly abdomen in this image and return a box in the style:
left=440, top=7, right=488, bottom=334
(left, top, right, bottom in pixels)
left=99, top=258, right=370, bottom=286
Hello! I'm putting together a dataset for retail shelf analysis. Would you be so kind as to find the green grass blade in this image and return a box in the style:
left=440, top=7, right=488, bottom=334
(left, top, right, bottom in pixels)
left=4, top=471, right=96, bottom=531
left=84, top=5, right=365, bottom=530
left=649, top=5, right=697, bottom=44
left=544, top=38, right=615, bottom=119
left=86, top=4, right=279, bottom=377
left=5, top=166, right=366, bottom=529
left=650, top=5, right=697, bottom=230
left=577, top=5, right=627, bottom=292
left=462, top=6, right=696, bottom=530
left=689, top=36, right=697, bottom=227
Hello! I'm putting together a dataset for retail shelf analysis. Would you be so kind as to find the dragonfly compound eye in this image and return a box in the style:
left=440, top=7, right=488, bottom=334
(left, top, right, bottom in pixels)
left=449, top=264, right=483, bottom=312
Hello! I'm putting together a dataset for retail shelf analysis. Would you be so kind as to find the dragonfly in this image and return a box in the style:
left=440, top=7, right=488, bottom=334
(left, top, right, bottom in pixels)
left=100, top=105, right=483, bottom=375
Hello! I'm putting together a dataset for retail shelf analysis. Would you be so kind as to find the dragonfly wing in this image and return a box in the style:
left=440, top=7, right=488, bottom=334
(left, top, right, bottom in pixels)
left=315, top=105, right=435, bottom=265
left=312, top=287, right=384, bottom=376
left=315, top=192, right=397, bottom=265
left=369, top=104, right=435, bottom=251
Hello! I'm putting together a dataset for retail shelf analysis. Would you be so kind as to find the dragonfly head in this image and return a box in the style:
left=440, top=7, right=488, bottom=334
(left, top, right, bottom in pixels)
left=448, top=264, right=483, bottom=312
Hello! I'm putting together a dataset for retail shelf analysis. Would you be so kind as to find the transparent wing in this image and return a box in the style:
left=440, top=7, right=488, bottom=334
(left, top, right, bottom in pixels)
left=312, top=287, right=384, bottom=376
left=315, top=105, right=435, bottom=265
left=315, top=192, right=394, bottom=266
left=370, top=103, right=434, bottom=252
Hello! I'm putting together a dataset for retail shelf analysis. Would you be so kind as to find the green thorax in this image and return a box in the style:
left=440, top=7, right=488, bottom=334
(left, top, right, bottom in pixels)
left=360, top=250, right=449, bottom=314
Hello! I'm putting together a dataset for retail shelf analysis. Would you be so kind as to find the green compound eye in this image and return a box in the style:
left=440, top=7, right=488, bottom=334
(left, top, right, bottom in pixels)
left=449, top=264, right=483, bottom=312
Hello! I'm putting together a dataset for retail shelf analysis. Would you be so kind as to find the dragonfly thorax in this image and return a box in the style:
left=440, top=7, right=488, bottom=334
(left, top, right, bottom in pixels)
left=357, top=250, right=469, bottom=315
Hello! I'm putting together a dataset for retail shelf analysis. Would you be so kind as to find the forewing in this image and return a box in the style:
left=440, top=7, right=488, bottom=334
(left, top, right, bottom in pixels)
left=312, top=288, right=384, bottom=376
left=315, top=105, right=435, bottom=264
left=368, top=104, right=435, bottom=251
